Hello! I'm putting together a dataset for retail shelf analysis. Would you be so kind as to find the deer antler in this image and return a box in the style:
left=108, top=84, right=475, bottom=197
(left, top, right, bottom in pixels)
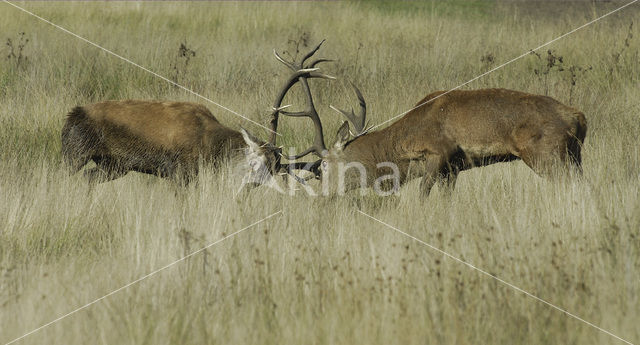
left=269, top=40, right=335, bottom=160
left=330, top=81, right=369, bottom=137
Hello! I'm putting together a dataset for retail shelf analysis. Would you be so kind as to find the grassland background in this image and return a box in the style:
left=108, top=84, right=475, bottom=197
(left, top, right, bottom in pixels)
left=0, top=1, right=639, bottom=344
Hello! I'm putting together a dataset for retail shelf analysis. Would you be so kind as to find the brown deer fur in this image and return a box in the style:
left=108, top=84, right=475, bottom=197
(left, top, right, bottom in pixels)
left=61, top=100, right=277, bottom=183
left=323, top=88, right=587, bottom=196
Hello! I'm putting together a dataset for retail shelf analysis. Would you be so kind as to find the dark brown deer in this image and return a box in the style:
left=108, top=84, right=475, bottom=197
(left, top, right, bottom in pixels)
left=61, top=44, right=334, bottom=185
left=61, top=100, right=277, bottom=184
left=271, top=56, right=587, bottom=196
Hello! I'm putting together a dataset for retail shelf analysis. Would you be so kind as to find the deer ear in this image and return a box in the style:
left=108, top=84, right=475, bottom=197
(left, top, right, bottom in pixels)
left=334, top=121, right=351, bottom=150
left=240, top=128, right=262, bottom=153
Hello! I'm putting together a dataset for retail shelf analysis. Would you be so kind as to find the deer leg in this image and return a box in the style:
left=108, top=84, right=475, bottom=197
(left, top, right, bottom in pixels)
left=520, top=136, right=570, bottom=179
left=62, top=125, right=92, bottom=174
left=61, top=139, right=94, bottom=175
left=84, top=158, right=126, bottom=184
left=419, top=175, right=437, bottom=198
left=566, top=135, right=583, bottom=175
left=84, top=167, right=126, bottom=184
left=171, top=161, right=201, bottom=187
left=436, top=155, right=461, bottom=195
left=437, top=169, right=459, bottom=195
left=419, top=155, right=446, bottom=198
left=64, top=155, right=91, bottom=175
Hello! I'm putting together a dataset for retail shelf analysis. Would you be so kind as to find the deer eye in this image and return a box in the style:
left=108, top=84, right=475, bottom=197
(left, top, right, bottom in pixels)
left=321, top=160, right=329, bottom=170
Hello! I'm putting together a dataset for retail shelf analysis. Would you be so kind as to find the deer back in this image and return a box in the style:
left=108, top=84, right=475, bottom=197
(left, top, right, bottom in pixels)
left=63, top=100, right=244, bottom=174
left=347, top=89, right=585, bottom=166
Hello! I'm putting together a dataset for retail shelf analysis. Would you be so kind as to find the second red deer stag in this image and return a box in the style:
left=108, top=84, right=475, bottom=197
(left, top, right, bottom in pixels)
left=271, top=52, right=587, bottom=196
left=61, top=100, right=281, bottom=184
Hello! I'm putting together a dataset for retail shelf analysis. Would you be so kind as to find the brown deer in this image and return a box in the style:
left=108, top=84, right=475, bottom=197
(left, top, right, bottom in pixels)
left=61, top=44, right=334, bottom=185
left=61, top=100, right=277, bottom=184
left=270, top=48, right=587, bottom=196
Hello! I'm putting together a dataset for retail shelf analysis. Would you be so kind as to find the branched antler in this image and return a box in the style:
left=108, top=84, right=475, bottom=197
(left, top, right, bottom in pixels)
left=269, top=40, right=335, bottom=160
left=330, top=81, right=369, bottom=137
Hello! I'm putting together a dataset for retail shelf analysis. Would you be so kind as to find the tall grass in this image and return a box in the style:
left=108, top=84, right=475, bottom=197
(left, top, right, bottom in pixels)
left=0, top=1, right=639, bottom=344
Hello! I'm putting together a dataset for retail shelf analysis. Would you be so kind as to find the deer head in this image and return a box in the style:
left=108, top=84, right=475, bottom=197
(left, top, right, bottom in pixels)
left=238, top=127, right=283, bottom=189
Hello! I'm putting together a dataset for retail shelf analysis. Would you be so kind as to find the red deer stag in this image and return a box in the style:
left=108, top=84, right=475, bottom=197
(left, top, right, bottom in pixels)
left=61, top=101, right=278, bottom=184
left=61, top=44, right=334, bottom=185
left=271, top=64, right=587, bottom=196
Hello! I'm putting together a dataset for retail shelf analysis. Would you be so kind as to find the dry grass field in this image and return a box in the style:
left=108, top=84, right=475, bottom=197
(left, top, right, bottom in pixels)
left=0, top=1, right=639, bottom=344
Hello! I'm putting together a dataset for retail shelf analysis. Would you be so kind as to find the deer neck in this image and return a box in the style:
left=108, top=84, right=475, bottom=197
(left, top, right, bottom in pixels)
left=341, top=130, right=400, bottom=170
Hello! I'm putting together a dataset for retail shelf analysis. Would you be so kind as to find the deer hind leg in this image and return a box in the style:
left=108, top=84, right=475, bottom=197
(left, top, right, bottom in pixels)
left=437, top=149, right=465, bottom=194
left=84, top=157, right=126, bottom=184
left=61, top=108, right=105, bottom=175
left=519, top=133, right=573, bottom=179
left=437, top=168, right=459, bottom=195
left=84, top=167, right=125, bottom=184
left=63, top=152, right=91, bottom=175
left=566, top=134, right=584, bottom=175
left=61, top=129, right=94, bottom=174
left=566, top=110, right=587, bottom=175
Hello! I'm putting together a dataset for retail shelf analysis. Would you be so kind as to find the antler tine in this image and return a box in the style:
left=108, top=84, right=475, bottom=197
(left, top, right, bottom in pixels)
left=283, top=160, right=321, bottom=172
left=351, top=81, right=369, bottom=133
left=284, top=147, right=316, bottom=160
left=329, top=105, right=358, bottom=131
left=300, top=39, right=326, bottom=67
left=281, top=160, right=321, bottom=180
left=310, top=70, right=336, bottom=80
left=273, top=49, right=297, bottom=71
left=329, top=82, right=368, bottom=136
left=308, top=58, right=334, bottom=68
left=274, top=39, right=326, bottom=71
left=351, top=81, right=366, bottom=117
